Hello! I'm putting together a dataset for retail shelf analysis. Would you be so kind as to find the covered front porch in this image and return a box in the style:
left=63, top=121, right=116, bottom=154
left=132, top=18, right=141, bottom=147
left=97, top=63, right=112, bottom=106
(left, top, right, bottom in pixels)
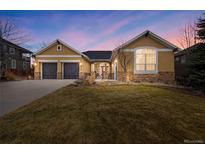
left=91, top=62, right=114, bottom=79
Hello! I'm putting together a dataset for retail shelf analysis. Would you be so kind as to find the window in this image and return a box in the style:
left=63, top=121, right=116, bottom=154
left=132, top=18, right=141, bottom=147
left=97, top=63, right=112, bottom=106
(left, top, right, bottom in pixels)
left=11, top=59, right=16, bottom=69
left=181, top=56, right=186, bottom=64
left=9, top=47, right=15, bottom=54
left=23, top=61, right=27, bottom=70
left=135, top=48, right=157, bottom=73
left=175, top=57, right=180, bottom=62
left=57, top=45, right=62, bottom=51
left=3, top=45, right=7, bottom=51
left=22, top=53, right=31, bottom=58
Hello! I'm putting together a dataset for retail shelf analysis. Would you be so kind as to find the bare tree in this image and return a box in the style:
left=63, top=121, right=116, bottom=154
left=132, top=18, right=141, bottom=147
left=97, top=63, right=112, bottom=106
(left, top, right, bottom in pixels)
left=113, top=41, right=132, bottom=82
left=0, top=18, right=31, bottom=45
left=37, top=41, right=48, bottom=50
left=177, top=22, right=197, bottom=49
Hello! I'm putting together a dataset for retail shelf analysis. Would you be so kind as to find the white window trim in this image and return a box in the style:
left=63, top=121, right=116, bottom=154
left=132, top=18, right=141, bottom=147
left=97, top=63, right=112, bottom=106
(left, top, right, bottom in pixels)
left=38, top=60, right=58, bottom=62
left=36, top=55, right=81, bottom=58
left=60, top=60, right=80, bottom=63
left=122, top=48, right=172, bottom=52
left=134, top=46, right=158, bottom=74
left=57, top=45, right=62, bottom=51
left=11, top=59, right=16, bottom=69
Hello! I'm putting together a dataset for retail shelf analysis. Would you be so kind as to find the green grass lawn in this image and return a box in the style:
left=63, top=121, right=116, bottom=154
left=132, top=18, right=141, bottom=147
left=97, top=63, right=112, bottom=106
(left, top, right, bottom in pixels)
left=0, top=84, right=205, bottom=143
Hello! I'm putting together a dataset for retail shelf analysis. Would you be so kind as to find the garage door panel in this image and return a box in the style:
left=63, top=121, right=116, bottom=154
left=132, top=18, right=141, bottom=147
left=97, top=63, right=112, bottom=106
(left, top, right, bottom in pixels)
left=42, top=63, right=57, bottom=79
left=64, top=63, right=79, bottom=79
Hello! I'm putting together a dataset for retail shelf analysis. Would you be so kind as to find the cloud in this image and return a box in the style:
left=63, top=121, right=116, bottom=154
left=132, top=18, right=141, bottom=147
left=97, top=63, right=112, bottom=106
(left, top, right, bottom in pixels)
left=9, top=11, right=203, bottom=51
left=101, top=16, right=136, bottom=36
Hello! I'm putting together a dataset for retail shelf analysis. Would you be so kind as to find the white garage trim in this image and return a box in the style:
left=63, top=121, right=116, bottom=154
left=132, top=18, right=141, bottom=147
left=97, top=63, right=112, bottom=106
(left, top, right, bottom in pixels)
left=38, top=60, right=58, bottom=62
left=60, top=60, right=80, bottom=63
left=36, top=55, right=82, bottom=58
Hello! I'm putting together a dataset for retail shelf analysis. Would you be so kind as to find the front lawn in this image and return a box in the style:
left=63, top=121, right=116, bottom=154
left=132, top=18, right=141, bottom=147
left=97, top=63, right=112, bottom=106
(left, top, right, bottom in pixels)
left=0, top=85, right=205, bottom=143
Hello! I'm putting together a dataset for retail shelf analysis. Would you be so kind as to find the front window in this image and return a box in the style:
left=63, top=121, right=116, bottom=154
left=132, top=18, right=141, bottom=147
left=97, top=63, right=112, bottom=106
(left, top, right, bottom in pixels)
left=135, top=48, right=157, bottom=73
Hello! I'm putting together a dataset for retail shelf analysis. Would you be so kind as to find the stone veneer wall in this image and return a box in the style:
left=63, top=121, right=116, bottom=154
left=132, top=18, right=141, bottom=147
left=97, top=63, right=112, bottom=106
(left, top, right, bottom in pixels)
left=34, top=72, right=40, bottom=80
left=34, top=72, right=90, bottom=80
left=117, top=71, right=175, bottom=84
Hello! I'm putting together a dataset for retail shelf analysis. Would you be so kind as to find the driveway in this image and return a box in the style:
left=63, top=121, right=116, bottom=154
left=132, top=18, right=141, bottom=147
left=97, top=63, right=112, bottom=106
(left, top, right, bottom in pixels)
left=0, top=80, right=75, bottom=116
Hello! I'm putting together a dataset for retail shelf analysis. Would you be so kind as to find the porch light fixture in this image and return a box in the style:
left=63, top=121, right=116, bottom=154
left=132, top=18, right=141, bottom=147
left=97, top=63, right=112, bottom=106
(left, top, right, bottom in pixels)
left=34, top=62, right=37, bottom=66
left=80, top=62, right=82, bottom=66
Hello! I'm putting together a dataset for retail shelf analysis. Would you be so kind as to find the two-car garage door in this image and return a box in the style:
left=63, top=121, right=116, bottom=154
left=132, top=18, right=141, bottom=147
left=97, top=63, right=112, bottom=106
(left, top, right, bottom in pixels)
left=42, top=63, right=57, bottom=79
left=42, top=63, right=79, bottom=79
left=63, top=63, right=79, bottom=79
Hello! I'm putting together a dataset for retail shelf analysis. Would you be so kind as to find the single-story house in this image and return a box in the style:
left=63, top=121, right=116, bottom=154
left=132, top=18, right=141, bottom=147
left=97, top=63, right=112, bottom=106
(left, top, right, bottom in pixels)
left=34, top=30, right=179, bottom=83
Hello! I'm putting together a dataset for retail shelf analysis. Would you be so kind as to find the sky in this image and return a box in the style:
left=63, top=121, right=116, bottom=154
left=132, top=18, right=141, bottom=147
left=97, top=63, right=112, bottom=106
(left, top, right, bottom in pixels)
left=0, top=10, right=204, bottom=52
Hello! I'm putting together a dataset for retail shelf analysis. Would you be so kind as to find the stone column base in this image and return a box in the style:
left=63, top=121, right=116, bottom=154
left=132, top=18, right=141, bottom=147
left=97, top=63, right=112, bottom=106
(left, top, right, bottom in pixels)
left=34, top=72, right=40, bottom=80
left=117, top=71, right=175, bottom=84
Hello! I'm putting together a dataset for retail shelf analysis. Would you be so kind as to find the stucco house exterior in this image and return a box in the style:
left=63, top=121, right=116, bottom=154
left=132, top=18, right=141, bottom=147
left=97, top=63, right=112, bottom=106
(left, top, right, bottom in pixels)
left=34, top=39, right=90, bottom=80
left=34, top=30, right=179, bottom=83
left=111, top=30, right=178, bottom=83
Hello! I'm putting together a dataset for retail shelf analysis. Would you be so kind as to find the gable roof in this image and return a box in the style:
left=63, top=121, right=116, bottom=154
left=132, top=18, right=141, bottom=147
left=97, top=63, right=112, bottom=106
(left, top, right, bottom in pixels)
left=175, top=43, right=205, bottom=57
left=83, top=51, right=112, bottom=61
left=0, top=38, right=32, bottom=53
left=34, top=39, right=89, bottom=60
left=114, top=30, right=179, bottom=51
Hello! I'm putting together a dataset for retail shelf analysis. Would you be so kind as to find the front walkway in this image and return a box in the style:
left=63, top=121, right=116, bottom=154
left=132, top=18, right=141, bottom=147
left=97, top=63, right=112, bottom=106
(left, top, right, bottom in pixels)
left=0, top=80, right=75, bottom=116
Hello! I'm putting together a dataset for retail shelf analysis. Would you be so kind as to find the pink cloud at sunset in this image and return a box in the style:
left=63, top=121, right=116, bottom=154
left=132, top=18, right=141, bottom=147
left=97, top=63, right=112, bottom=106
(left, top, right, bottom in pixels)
left=0, top=11, right=203, bottom=51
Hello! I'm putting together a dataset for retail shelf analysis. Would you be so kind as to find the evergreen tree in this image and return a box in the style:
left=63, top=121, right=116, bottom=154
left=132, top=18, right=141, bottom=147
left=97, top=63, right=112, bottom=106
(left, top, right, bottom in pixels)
left=186, top=13, right=205, bottom=92
left=197, top=13, right=205, bottom=41
left=186, top=44, right=205, bottom=92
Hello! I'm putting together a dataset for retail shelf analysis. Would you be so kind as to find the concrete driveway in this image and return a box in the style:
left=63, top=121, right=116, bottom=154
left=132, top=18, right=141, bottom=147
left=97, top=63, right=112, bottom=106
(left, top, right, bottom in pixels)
left=0, top=80, right=75, bottom=116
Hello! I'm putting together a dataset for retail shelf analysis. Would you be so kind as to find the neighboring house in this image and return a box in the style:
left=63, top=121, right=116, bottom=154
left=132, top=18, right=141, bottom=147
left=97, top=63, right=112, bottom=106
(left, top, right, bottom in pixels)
left=0, top=38, right=32, bottom=78
left=174, top=43, right=205, bottom=81
left=34, top=30, right=179, bottom=83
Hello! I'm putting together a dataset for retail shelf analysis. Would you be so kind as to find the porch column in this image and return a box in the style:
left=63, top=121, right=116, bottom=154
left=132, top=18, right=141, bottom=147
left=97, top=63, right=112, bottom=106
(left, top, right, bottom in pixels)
left=57, top=61, right=62, bottom=79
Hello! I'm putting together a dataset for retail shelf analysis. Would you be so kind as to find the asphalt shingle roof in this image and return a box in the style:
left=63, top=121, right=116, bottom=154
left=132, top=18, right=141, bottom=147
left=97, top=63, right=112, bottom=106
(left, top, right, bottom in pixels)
left=175, top=43, right=205, bottom=56
left=83, top=51, right=112, bottom=60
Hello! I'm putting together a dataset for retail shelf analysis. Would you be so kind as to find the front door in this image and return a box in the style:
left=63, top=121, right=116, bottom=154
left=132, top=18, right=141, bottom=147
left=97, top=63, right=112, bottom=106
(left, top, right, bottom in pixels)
left=64, top=63, right=79, bottom=79
left=42, top=63, right=57, bottom=79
